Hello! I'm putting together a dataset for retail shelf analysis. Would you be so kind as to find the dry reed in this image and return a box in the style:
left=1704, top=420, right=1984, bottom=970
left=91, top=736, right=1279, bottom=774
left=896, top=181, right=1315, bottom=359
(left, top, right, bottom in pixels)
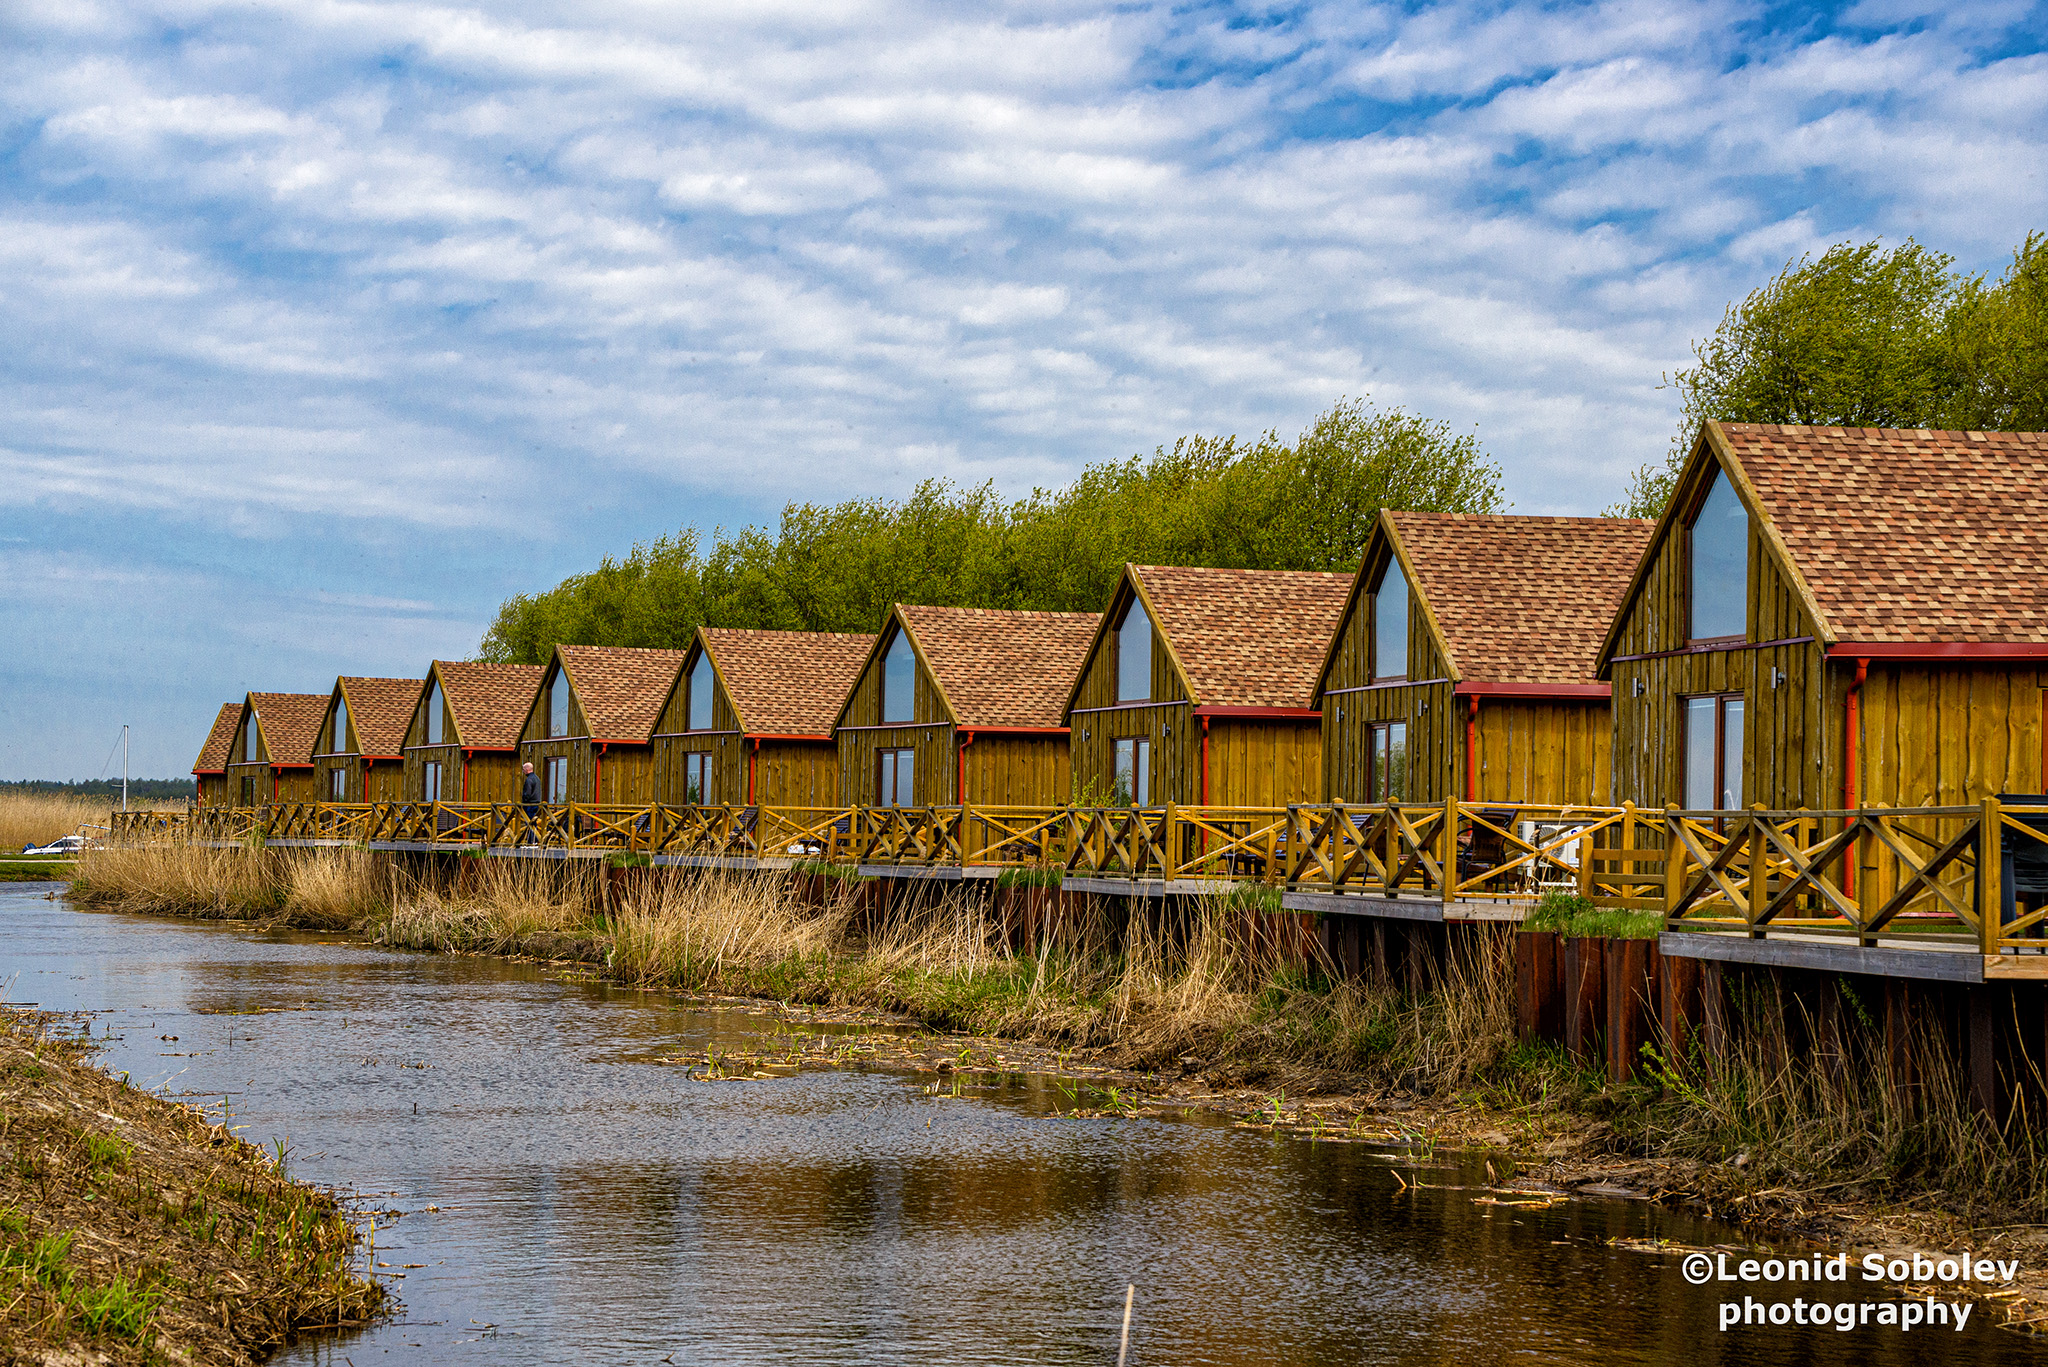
left=69, top=843, right=282, bottom=919
left=0, top=792, right=107, bottom=852
left=383, top=858, right=603, bottom=955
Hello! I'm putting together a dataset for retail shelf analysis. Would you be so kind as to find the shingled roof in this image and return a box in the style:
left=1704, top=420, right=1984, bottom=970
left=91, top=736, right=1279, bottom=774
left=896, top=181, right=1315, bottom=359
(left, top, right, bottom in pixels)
left=246, top=693, right=328, bottom=766
left=335, top=677, right=422, bottom=758
left=700, top=628, right=874, bottom=736
left=192, top=704, right=239, bottom=775
left=556, top=645, right=686, bottom=741
left=433, top=661, right=544, bottom=749
left=1709, top=424, right=2048, bottom=644
left=1132, top=565, right=1351, bottom=708
left=1385, top=513, right=1655, bottom=686
left=895, top=605, right=1100, bottom=729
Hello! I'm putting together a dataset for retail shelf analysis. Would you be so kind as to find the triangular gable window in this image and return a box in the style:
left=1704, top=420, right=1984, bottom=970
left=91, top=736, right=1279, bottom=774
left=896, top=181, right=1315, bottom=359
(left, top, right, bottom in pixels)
left=1371, top=560, right=1408, bottom=682
left=1687, top=465, right=1749, bottom=642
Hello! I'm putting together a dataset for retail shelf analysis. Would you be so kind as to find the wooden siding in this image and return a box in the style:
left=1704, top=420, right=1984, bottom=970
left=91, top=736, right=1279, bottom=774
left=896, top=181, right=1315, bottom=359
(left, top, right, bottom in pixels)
left=754, top=740, right=841, bottom=808
left=838, top=724, right=956, bottom=806
left=196, top=774, right=225, bottom=806
left=653, top=646, right=747, bottom=804
left=1321, top=539, right=1458, bottom=802
left=1206, top=718, right=1322, bottom=806
left=313, top=756, right=405, bottom=804
left=1854, top=665, right=2045, bottom=807
left=1607, top=451, right=1828, bottom=810
left=1068, top=581, right=1193, bottom=803
left=961, top=733, right=1071, bottom=806
left=1471, top=700, right=1610, bottom=805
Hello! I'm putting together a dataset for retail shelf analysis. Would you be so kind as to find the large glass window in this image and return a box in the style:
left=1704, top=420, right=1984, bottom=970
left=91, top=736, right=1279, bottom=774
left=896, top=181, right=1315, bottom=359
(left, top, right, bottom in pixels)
left=544, top=755, right=569, bottom=803
left=423, top=682, right=443, bottom=746
left=881, top=632, right=915, bottom=725
left=683, top=752, right=711, bottom=804
left=1117, top=601, right=1151, bottom=703
left=328, top=767, right=347, bottom=801
left=244, top=717, right=260, bottom=763
left=1112, top=737, right=1152, bottom=805
left=1373, top=561, right=1409, bottom=681
left=332, top=698, right=350, bottom=753
left=1370, top=723, right=1408, bottom=802
left=1688, top=467, right=1748, bottom=641
left=422, top=761, right=442, bottom=803
left=547, top=670, right=570, bottom=738
left=878, top=748, right=915, bottom=806
left=1683, top=695, right=1745, bottom=810
left=687, top=658, right=714, bottom=731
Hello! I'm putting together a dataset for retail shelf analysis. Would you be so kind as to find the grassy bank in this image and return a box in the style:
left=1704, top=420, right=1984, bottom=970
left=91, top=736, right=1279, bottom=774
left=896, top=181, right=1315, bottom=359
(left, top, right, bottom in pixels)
left=0, top=1010, right=383, bottom=1365
left=67, top=843, right=2048, bottom=1228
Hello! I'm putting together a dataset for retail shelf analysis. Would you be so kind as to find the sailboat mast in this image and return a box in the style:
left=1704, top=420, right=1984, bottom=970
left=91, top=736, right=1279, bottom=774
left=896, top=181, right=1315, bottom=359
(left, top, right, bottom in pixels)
left=122, top=725, right=129, bottom=811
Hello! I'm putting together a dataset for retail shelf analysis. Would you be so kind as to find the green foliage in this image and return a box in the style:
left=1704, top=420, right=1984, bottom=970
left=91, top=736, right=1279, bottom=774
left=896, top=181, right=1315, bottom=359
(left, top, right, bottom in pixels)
left=80, top=1135, right=130, bottom=1171
left=481, top=397, right=1503, bottom=662
left=1525, top=890, right=1661, bottom=939
left=1611, top=233, right=2048, bottom=518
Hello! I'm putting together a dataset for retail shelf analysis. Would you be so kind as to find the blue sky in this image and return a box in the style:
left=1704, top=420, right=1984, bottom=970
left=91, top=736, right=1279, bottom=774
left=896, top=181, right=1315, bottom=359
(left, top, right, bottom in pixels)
left=2, top=0, right=2044, bottom=779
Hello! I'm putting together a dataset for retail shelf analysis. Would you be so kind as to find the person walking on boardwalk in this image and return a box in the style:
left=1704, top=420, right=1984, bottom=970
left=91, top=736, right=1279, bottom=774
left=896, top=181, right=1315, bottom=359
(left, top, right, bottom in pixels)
left=520, top=762, right=540, bottom=843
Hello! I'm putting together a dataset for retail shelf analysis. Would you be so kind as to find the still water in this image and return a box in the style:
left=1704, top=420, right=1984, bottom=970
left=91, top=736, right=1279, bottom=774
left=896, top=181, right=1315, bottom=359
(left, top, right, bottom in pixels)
left=5, top=882, right=2040, bottom=1365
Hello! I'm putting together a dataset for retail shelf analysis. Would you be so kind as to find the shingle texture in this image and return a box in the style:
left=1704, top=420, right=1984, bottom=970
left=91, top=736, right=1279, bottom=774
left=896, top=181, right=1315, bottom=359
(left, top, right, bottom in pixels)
left=1718, top=424, right=2048, bottom=643
left=192, top=704, right=239, bottom=775
left=558, top=645, right=686, bottom=741
left=337, top=677, right=423, bottom=757
left=434, top=662, right=544, bottom=749
left=1389, top=513, right=1656, bottom=685
left=247, top=693, right=328, bottom=766
left=702, top=628, right=874, bottom=736
left=1134, top=565, right=1351, bottom=707
left=898, top=605, right=1100, bottom=728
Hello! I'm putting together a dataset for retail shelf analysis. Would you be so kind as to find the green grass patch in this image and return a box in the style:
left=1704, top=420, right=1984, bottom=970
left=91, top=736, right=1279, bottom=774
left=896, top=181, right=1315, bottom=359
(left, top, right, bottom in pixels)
left=994, top=866, right=1064, bottom=889
left=1524, top=891, right=1663, bottom=940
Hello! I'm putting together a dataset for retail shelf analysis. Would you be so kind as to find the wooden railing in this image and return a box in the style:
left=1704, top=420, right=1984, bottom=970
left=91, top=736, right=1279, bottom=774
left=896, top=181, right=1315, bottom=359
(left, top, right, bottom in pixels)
left=107, top=797, right=2048, bottom=956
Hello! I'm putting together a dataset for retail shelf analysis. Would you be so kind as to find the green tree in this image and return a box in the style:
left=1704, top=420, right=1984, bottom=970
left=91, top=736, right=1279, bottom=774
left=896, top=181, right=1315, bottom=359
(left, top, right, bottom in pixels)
left=477, top=397, right=1503, bottom=663
left=1613, top=233, right=2048, bottom=518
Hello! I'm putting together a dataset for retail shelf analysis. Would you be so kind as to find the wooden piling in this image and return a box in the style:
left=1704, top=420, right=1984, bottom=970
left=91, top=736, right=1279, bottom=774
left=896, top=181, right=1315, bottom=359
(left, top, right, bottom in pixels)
left=1564, top=937, right=1605, bottom=1064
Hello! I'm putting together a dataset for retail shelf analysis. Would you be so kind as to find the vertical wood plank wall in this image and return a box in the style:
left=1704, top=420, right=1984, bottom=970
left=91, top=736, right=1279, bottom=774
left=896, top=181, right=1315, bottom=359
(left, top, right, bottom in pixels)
left=962, top=734, right=1071, bottom=806
left=1205, top=719, right=1322, bottom=806
left=519, top=664, right=595, bottom=801
left=1068, top=585, right=1191, bottom=803
left=1472, top=701, right=1611, bottom=805
left=837, top=629, right=957, bottom=805
left=754, top=742, right=842, bottom=807
left=197, top=775, right=225, bottom=805
left=1320, top=541, right=1455, bottom=802
left=652, top=652, right=744, bottom=805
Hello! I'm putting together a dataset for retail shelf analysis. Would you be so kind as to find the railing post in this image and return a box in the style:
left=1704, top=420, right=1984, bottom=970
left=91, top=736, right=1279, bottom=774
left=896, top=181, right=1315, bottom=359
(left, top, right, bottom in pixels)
left=1441, top=794, right=1458, bottom=909
left=1163, top=801, right=1178, bottom=879
left=1664, top=804, right=1682, bottom=924
left=1981, top=795, right=2004, bottom=957
left=1747, top=803, right=1768, bottom=938
left=1620, top=799, right=1636, bottom=902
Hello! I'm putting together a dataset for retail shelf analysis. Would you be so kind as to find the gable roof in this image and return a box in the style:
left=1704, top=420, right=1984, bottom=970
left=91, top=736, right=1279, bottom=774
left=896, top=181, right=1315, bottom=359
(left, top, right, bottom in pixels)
left=841, top=605, right=1099, bottom=730
left=1358, top=513, right=1656, bottom=688
left=1599, top=423, right=2048, bottom=669
left=193, top=703, right=239, bottom=776
left=553, top=644, right=686, bottom=742
left=1126, top=564, right=1351, bottom=708
left=696, top=628, right=875, bottom=736
left=431, top=661, right=545, bottom=749
left=244, top=693, right=328, bottom=767
left=333, top=677, right=423, bottom=758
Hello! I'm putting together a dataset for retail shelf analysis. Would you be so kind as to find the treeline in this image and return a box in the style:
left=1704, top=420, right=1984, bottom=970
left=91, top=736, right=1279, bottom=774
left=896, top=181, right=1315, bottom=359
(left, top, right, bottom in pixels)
left=480, top=399, right=1503, bottom=663
left=0, top=779, right=193, bottom=800
left=1614, top=233, right=2048, bottom=516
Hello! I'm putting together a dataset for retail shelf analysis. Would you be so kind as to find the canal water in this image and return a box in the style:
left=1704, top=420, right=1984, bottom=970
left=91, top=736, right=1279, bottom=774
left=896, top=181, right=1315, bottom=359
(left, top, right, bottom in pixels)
left=5, top=883, right=2041, bottom=1365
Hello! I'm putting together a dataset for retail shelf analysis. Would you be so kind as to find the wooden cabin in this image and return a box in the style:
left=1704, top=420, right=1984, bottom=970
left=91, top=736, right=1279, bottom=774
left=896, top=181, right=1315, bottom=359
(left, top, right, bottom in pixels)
left=191, top=703, right=239, bottom=806
left=834, top=605, right=1098, bottom=807
left=223, top=693, right=328, bottom=806
left=516, top=644, right=685, bottom=805
left=1316, top=513, right=1654, bottom=805
left=313, top=677, right=421, bottom=804
left=1063, top=565, right=1349, bottom=807
left=653, top=628, right=873, bottom=807
left=402, top=661, right=546, bottom=804
left=1598, top=422, right=2048, bottom=813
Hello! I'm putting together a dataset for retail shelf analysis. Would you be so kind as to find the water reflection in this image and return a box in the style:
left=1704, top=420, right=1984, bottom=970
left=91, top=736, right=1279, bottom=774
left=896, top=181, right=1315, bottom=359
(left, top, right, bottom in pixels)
left=3, top=884, right=2037, bottom=1365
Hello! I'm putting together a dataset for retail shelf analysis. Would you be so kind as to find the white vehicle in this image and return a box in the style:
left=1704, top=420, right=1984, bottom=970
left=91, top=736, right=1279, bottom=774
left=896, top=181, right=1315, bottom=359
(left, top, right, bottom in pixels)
left=22, top=833, right=92, bottom=856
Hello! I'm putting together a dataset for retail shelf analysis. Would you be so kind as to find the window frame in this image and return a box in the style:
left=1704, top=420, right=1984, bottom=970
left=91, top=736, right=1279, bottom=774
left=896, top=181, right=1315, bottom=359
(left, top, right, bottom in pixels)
left=876, top=747, right=915, bottom=806
left=1681, top=691, right=1746, bottom=814
left=686, top=657, right=715, bottom=732
left=328, top=766, right=347, bottom=802
left=1116, top=598, right=1152, bottom=704
left=1684, top=465, right=1750, bottom=646
left=682, top=752, right=712, bottom=805
left=547, top=670, right=571, bottom=739
left=332, top=697, right=351, bottom=754
left=1111, top=736, right=1152, bottom=806
left=1368, top=721, right=1408, bottom=803
left=1370, top=558, right=1410, bottom=683
left=544, top=755, right=569, bottom=804
left=244, top=719, right=261, bottom=764
left=880, top=631, right=916, bottom=725
left=422, top=761, right=442, bottom=804
left=422, top=681, right=444, bottom=747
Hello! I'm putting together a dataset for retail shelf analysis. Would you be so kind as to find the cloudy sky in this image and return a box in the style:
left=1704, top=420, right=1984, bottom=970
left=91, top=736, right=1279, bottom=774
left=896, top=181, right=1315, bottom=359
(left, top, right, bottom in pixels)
left=2, top=0, right=2043, bottom=779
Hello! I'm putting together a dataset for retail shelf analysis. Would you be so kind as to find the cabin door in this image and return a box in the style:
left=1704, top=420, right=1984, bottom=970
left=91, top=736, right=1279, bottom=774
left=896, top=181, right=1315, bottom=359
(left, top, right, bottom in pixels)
left=1683, top=694, right=1745, bottom=810
left=877, top=749, right=914, bottom=806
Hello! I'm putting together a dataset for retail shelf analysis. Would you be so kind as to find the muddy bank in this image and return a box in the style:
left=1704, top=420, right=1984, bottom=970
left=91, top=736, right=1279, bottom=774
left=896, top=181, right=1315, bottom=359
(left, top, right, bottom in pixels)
left=0, top=1009, right=384, bottom=1367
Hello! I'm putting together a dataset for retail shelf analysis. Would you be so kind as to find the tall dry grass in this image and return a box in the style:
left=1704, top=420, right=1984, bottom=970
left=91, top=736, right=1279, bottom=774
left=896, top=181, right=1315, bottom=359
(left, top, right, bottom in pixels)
left=70, top=842, right=282, bottom=918
left=383, top=858, right=604, bottom=955
left=0, top=792, right=107, bottom=851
